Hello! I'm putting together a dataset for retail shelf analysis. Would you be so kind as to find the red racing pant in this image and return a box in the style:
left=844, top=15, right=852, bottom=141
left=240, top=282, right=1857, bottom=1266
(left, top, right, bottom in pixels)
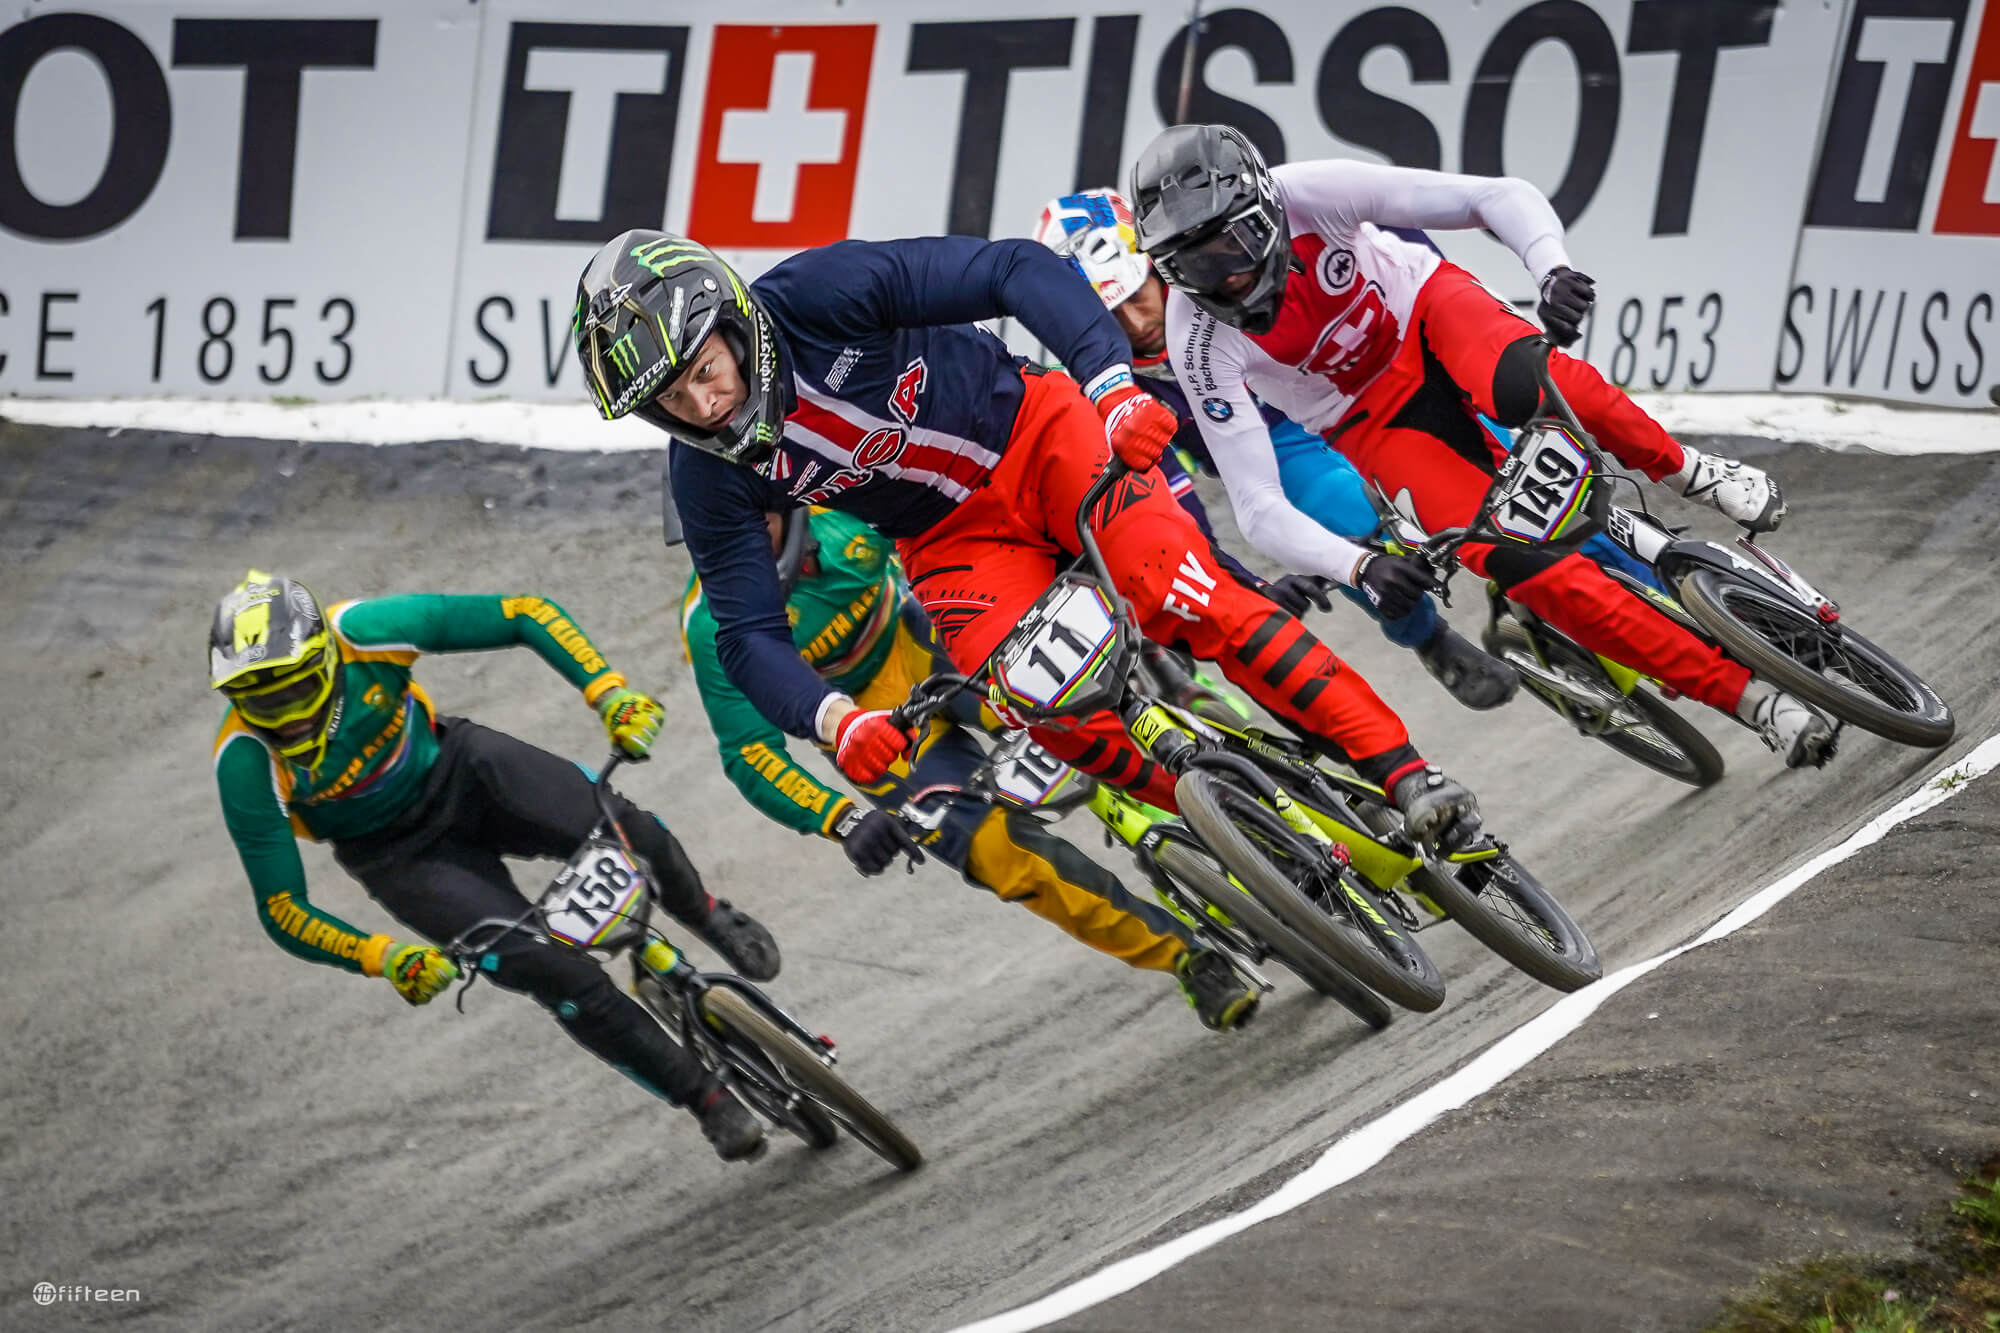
left=899, top=369, right=1415, bottom=810
left=1331, top=263, right=1750, bottom=712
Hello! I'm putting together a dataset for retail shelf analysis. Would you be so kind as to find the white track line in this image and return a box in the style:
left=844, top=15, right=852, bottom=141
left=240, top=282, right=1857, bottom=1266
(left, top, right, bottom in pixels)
left=955, top=733, right=2000, bottom=1333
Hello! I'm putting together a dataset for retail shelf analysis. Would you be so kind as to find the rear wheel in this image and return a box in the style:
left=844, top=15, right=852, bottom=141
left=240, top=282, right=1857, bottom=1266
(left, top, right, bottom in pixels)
left=1153, top=838, right=1393, bottom=1030
left=700, top=986, right=922, bottom=1172
left=1489, top=619, right=1724, bottom=787
left=1176, top=769, right=1445, bottom=1013
left=1678, top=567, right=1953, bottom=748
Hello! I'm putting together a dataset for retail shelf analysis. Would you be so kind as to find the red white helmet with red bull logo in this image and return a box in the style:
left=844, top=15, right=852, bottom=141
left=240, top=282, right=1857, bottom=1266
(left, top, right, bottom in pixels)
left=1032, top=189, right=1153, bottom=311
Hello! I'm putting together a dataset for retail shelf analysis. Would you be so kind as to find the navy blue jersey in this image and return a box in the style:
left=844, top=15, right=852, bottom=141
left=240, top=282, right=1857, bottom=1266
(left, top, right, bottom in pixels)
left=672, top=235, right=1133, bottom=740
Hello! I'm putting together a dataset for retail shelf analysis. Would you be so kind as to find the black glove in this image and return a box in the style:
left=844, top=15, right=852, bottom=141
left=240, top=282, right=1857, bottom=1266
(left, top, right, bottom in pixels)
left=1354, top=553, right=1437, bottom=622
left=1264, top=574, right=1335, bottom=617
left=833, top=806, right=914, bottom=877
left=1537, top=266, right=1595, bottom=348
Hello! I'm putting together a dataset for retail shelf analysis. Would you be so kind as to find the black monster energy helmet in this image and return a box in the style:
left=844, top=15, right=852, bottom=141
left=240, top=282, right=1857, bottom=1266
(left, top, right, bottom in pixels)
left=1129, top=124, right=1292, bottom=335
left=573, top=230, right=793, bottom=466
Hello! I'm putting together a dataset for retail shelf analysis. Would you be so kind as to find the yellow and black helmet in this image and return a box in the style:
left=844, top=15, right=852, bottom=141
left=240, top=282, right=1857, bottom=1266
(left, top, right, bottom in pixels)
left=572, top=229, right=793, bottom=466
left=209, top=570, right=340, bottom=762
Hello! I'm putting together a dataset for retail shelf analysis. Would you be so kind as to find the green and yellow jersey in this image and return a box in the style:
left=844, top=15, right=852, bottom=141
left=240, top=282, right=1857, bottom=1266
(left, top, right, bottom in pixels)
left=213, top=593, right=623, bottom=974
left=680, top=509, right=904, bottom=840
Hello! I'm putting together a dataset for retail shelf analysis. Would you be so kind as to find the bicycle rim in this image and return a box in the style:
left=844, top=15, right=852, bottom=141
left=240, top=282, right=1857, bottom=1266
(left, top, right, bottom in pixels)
left=700, top=987, right=922, bottom=1171
left=1176, top=769, right=1444, bottom=1012
left=1153, top=837, right=1393, bottom=1029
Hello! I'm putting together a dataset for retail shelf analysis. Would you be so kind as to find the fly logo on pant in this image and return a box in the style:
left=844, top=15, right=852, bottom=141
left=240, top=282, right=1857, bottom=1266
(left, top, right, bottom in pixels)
left=1163, top=551, right=1216, bottom=623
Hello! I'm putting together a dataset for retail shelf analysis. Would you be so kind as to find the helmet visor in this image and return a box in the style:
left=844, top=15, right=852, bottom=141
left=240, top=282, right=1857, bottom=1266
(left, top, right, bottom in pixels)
left=580, top=299, right=683, bottom=421
left=223, top=648, right=334, bottom=730
left=1154, top=212, right=1280, bottom=295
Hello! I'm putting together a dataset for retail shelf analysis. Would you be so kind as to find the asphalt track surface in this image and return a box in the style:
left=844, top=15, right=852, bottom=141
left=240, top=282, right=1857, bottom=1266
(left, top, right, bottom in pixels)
left=2, top=421, right=1995, bottom=1331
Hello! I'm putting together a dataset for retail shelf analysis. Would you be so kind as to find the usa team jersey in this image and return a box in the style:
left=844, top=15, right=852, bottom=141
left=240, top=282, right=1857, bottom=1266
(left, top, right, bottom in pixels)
left=1168, top=159, right=1571, bottom=583
left=671, top=236, right=1131, bottom=740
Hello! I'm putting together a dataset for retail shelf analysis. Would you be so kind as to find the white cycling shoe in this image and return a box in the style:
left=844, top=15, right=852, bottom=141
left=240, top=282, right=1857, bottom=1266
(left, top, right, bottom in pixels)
left=1667, top=446, right=1786, bottom=532
left=1735, top=679, right=1836, bottom=768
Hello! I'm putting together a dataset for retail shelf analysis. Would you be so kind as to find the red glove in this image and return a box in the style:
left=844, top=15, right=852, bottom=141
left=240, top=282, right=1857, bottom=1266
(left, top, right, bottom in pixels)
left=1095, top=383, right=1178, bottom=472
left=833, top=709, right=911, bottom=783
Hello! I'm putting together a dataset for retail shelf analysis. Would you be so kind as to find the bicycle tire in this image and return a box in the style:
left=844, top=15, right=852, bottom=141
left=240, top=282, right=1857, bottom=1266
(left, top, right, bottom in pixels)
left=1407, top=853, right=1602, bottom=992
left=700, top=987, right=923, bottom=1172
left=1678, top=566, right=1954, bottom=748
left=1176, top=769, right=1445, bottom=1013
left=1153, top=838, right=1393, bottom=1030
left=639, top=974, right=838, bottom=1149
left=1490, top=620, right=1724, bottom=787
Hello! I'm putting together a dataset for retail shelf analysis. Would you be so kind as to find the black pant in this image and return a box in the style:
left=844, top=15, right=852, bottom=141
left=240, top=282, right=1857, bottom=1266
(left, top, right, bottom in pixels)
left=333, top=719, right=716, bottom=1108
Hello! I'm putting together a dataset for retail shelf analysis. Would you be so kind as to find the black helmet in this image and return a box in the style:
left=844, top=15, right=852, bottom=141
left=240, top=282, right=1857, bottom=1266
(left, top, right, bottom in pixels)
left=209, top=569, right=342, bottom=766
left=772, top=508, right=817, bottom=595
left=1129, top=124, right=1291, bottom=334
left=659, top=462, right=814, bottom=594
left=572, top=230, right=793, bottom=466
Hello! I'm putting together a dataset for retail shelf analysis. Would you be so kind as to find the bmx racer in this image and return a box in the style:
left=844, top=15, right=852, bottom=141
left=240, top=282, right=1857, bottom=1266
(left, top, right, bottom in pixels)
left=209, top=572, right=779, bottom=1161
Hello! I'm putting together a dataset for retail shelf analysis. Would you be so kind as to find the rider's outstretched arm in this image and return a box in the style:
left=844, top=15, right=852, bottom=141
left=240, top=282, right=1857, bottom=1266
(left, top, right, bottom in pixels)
left=1273, top=159, right=1571, bottom=284
left=213, top=719, right=396, bottom=977
left=327, top=592, right=631, bottom=707
left=1165, top=295, right=1372, bottom=586
left=771, top=236, right=1134, bottom=398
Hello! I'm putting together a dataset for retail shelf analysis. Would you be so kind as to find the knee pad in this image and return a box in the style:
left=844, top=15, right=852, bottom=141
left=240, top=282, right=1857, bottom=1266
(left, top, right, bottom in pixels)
left=486, top=942, right=621, bottom=1024
left=1480, top=541, right=1569, bottom=592
left=1490, top=335, right=1551, bottom=427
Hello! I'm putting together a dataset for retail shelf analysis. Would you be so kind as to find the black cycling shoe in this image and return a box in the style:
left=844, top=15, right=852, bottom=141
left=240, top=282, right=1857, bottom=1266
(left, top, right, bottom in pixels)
left=692, top=899, right=780, bottom=981
left=1415, top=625, right=1518, bottom=710
left=1390, top=765, right=1482, bottom=849
left=1176, top=948, right=1260, bottom=1031
left=696, top=1087, right=767, bottom=1163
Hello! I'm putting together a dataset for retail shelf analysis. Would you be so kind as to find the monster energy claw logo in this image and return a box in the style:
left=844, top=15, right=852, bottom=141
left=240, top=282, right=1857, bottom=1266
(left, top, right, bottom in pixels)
left=630, top=238, right=711, bottom=277
left=607, top=333, right=641, bottom=377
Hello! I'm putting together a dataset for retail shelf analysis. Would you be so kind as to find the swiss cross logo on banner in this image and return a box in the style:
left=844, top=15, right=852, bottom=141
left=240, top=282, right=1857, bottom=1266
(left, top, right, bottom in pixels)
left=687, top=25, right=874, bottom=248
left=1934, top=1, right=2000, bottom=234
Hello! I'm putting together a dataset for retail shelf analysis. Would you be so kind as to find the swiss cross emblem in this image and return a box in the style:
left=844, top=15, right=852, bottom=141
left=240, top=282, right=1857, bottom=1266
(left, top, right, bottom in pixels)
left=889, top=358, right=927, bottom=423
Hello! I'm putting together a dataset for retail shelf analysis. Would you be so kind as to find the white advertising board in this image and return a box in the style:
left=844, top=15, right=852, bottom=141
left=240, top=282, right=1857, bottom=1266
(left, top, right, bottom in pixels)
left=0, top=1, right=481, bottom=398
left=3, top=0, right=1995, bottom=407
left=1777, top=0, right=2000, bottom=407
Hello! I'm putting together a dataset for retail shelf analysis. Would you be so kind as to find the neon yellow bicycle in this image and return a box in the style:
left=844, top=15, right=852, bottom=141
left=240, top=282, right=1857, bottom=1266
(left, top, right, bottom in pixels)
left=892, top=460, right=1603, bottom=1015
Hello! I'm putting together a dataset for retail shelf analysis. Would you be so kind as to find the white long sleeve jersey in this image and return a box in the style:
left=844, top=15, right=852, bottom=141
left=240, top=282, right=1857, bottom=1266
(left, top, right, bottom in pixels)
left=1168, top=159, right=1571, bottom=584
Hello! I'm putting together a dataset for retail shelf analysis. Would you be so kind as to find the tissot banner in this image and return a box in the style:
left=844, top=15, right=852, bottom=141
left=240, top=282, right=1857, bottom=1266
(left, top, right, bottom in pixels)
left=3, top=0, right=1995, bottom=407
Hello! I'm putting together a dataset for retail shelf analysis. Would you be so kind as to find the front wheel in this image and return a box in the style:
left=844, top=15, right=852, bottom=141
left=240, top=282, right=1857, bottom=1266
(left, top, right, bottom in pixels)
left=1176, top=769, right=1445, bottom=1013
left=1408, top=852, right=1602, bottom=992
left=699, top=986, right=923, bottom=1172
left=1677, top=566, right=1954, bottom=748
left=1153, top=837, right=1393, bottom=1030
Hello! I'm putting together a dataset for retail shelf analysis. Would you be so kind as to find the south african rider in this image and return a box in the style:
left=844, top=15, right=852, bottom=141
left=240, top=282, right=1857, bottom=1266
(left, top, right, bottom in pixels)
left=209, top=572, right=780, bottom=1162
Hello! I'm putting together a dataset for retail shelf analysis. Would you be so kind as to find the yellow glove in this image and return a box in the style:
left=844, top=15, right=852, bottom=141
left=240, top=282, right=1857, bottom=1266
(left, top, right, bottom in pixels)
left=381, top=940, right=459, bottom=1007
left=596, top=686, right=665, bottom=759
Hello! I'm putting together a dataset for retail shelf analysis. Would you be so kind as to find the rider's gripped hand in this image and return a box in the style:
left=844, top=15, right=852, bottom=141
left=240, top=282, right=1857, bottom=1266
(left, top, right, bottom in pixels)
left=834, top=806, right=909, bottom=877
left=377, top=939, right=459, bottom=1006
left=832, top=708, right=911, bottom=784
left=1265, top=574, right=1335, bottom=617
left=1354, top=553, right=1437, bottom=622
left=1095, top=382, right=1179, bottom=471
left=1537, top=266, right=1596, bottom=348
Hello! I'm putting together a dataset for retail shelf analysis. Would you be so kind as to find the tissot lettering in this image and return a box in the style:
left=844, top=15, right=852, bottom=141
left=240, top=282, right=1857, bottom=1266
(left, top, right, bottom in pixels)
left=170, top=20, right=378, bottom=241
left=486, top=23, right=688, bottom=242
